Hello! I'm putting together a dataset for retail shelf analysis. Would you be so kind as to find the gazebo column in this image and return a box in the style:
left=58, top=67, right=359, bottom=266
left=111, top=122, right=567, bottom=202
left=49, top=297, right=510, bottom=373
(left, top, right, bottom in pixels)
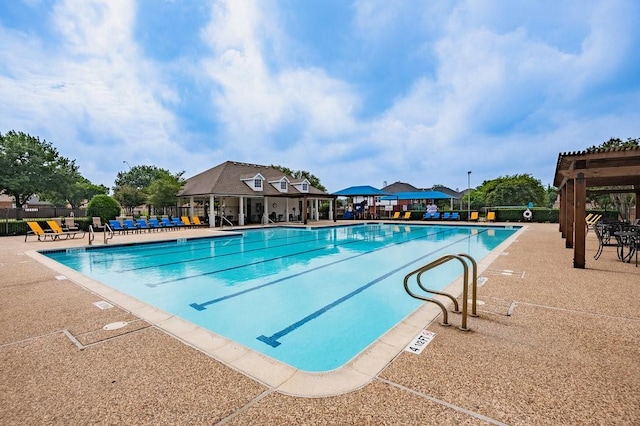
left=314, top=199, right=319, bottom=221
left=573, top=173, right=586, bottom=268
left=285, top=199, right=290, bottom=222
left=635, top=189, right=640, bottom=222
left=565, top=179, right=575, bottom=249
left=189, top=196, right=195, bottom=219
left=238, top=196, right=245, bottom=226
left=209, top=195, right=215, bottom=228
left=329, top=199, right=334, bottom=221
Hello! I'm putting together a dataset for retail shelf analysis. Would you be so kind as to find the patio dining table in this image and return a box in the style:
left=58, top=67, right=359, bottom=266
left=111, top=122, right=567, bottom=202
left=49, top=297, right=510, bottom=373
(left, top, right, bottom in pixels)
left=614, top=227, right=639, bottom=267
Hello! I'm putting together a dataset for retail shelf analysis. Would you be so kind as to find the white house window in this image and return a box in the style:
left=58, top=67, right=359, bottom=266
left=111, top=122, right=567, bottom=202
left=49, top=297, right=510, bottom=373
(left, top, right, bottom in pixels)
left=280, top=181, right=287, bottom=190
left=302, top=182, right=308, bottom=191
left=254, top=178, right=262, bottom=188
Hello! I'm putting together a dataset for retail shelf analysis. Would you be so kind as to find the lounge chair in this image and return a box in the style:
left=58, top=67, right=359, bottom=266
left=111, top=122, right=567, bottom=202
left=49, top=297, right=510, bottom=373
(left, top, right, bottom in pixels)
left=487, top=212, right=496, bottom=222
left=181, top=216, right=196, bottom=228
left=402, top=211, right=412, bottom=220
left=422, top=212, right=432, bottom=220
left=586, top=214, right=602, bottom=232
left=161, top=217, right=177, bottom=229
left=148, top=218, right=165, bottom=230
left=108, top=220, right=127, bottom=234
left=469, top=212, right=479, bottom=221
left=432, top=212, right=440, bottom=220
left=136, top=219, right=152, bottom=232
left=122, top=219, right=139, bottom=233
left=172, top=217, right=185, bottom=227
left=191, top=216, right=206, bottom=227
left=25, top=221, right=56, bottom=241
left=46, top=220, right=85, bottom=239
left=442, top=212, right=451, bottom=220
left=451, top=212, right=460, bottom=220
left=391, top=212, right=400, bottom=220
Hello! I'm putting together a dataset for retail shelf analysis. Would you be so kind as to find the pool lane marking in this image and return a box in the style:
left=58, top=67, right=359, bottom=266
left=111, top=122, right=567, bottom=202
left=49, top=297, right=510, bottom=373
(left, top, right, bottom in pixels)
left=257, top=230, right=487, bottom=348
left=188, top=227, right=455, bottom=309
left=147, top=225, right=441, bottom=288
left=116, top=230, right=363, bottom=272
left=90, top=229, right=316, bottom=266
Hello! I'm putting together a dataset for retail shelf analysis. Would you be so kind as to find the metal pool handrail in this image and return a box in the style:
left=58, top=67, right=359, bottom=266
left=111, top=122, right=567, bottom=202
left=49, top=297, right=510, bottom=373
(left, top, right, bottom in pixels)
left=403, top=253, right=478, bottom=331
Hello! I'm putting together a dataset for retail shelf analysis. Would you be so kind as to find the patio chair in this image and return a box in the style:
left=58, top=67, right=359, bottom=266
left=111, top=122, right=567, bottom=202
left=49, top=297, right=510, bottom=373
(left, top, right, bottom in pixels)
left=451, top=212, right=460, bottom=220
left=148, top=218, right=165, bottom=230
left=172, top=217, right=185, bottom=227
left=442, top=212, right=451, bottom=220
left=487, top=212, right=496, bottom=222
left=402, top=211, right=412, bottom=220
left=469, top=212, right=479, bottom=221
left=122, top=219, right=139, bottom=233
left=391, top=211, right=400, bottom=220
left=92, top=217, right=105, bottom=231
left=594, top=223, right=618, bottom=260
left=25, top=221, right=55, bottom=241
left=181, top=216, right=195, bottom=228
left=46, top=220, right=85, bottom=239
left=161, top=217, right=177, bottom=229
left=64, top=217, right=79, bottom=231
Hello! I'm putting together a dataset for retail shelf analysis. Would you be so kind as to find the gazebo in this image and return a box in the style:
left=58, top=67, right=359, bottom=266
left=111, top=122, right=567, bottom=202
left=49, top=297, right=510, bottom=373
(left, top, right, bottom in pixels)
left=553, top=146, right=640, bottom=268
left=332, top=186, right=391, bottom=219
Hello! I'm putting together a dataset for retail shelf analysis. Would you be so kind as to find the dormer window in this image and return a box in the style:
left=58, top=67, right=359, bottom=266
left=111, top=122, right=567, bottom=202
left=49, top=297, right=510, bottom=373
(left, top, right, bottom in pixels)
left=254, top=178, right=262, bottom=188
left=280, top=181, right=287, bottom=190
left=302, top=182, right=308, bottom=191
left=241, top=172, right=265, bottom=192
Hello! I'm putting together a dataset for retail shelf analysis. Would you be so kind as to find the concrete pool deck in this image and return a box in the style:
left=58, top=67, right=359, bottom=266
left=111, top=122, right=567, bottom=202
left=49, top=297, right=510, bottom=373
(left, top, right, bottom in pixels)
left=1, top=221, right=638, bottom=424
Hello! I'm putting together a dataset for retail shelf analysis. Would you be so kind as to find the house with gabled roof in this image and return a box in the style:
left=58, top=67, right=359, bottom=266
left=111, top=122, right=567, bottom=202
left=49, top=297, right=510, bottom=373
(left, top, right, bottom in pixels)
left=177, top=161, right=335, bottom=226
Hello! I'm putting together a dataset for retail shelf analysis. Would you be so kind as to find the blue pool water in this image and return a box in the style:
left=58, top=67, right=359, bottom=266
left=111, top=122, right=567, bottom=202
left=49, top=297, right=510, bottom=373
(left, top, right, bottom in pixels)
left=42, top=223, right=518, bottom=371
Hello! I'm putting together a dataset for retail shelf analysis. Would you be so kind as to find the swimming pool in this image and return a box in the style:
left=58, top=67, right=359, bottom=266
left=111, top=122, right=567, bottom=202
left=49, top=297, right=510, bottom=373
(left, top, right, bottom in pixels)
left=42, top=223, right=519, bottom=372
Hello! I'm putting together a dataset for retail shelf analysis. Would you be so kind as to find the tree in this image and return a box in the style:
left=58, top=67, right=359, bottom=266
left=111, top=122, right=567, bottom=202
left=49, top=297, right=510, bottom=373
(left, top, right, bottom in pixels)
left=40, top=175, right=108, bottom=208
left=587, top=137, right=639, bottom=151
left=86, top=194, right=121, bottom=224
left=475, top=174, right=546, bottom=207
left=113, top=165, right=184, bottom=214
left=146, top=173, right=183, bottom=213
left=0, top=131, right=78, bottom=212
left=269, top=165, right=327, bottom=192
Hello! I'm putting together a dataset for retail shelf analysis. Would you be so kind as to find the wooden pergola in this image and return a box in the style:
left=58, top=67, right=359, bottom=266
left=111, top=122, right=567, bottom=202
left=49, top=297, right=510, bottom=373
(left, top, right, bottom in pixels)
left=553, top=146, right=640, bottom=268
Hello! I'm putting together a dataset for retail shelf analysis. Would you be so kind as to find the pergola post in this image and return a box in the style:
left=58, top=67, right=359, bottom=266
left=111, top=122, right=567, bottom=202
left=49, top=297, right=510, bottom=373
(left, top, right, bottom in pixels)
left=565, top=179, right=575, bottom=249
left=559, top=185, right=566, bottom=237
left=574, top=173, right=586, bottom=268
left=303, top=196, right=308, bottom=225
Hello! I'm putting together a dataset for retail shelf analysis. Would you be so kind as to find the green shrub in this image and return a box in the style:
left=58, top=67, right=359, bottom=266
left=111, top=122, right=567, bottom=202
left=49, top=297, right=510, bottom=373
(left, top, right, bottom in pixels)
left=86, top=195, right=121, bottom=225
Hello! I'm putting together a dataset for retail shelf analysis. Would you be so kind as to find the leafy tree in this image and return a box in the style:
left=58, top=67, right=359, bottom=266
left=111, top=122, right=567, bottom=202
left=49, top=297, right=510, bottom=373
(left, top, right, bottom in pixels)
left=586, top=137, right=639, bottom=151
left=40, top=175, right=108, bottom=208
left=0, top=131, right=78, bottom=213
left=146, top=173, right=183, bottom=213
left=475, top=174, right=546, bottom=207
left=86, top=194, right=121, bottom=224
left=113, top=165, right=184, bottom=214
left=269, top=165, right=327, bottom=192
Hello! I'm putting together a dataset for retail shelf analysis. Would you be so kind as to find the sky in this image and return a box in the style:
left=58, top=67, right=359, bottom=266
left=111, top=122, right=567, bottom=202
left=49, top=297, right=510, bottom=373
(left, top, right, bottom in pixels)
left=1, top=0, right=639, bottom=194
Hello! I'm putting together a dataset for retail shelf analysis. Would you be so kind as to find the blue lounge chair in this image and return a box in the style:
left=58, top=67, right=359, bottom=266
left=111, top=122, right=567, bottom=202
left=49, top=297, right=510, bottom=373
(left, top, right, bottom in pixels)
left=136, top=219, right=152, bottom=232
left=451, top=212, right=460, bottom=220
left=432, top=212, right=440, bottom=220
left=161, top=217, right=176, bottom=229
left=109, top=220, right=127, bottom=234
left=123, top=219, right=138, bottom=232
left=422, top=212, right=431, bottom=220
left=148, top=218, right=163, bottom=230
left=172, top=217, right=185, bottom=227
left=442, top=212, right=451, bottom=220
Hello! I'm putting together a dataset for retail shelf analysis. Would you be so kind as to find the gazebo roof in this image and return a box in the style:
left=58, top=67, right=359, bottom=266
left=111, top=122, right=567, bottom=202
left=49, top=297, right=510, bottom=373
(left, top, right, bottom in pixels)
left=379, top=190, right=455, bottom=201
left=554, top=146, right=640, bottom=189
left=332, top=186, right=391, bottom=197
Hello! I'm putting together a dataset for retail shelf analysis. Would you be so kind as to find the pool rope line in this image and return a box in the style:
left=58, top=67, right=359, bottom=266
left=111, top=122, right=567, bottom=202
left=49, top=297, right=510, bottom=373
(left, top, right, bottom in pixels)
left=148, top=225, right=461, bottom=288
left=188, top=227, right=460, bottom=310
left=256, top=230, right=488, bottom=348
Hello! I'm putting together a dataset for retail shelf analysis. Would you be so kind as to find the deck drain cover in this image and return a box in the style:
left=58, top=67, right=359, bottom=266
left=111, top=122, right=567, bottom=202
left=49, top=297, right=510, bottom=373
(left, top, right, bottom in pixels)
left=470, top=299, right=486, bottom=305
left=103, top=321, right=128, bottom=331
left=55, top=275, right=67, bottom=280
left=93, top=301, right=114, bottom=310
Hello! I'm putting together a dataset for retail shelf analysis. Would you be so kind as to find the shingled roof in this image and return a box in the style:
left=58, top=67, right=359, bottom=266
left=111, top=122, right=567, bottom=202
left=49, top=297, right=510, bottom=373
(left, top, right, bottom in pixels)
left=178, top=161, right=330, bottom=197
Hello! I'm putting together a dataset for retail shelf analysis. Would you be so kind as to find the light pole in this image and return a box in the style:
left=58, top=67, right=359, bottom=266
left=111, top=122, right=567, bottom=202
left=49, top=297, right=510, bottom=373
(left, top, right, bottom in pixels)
left=467, top=171, right=471, bottom=221
left=122, top=160, right=131, bottom=170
